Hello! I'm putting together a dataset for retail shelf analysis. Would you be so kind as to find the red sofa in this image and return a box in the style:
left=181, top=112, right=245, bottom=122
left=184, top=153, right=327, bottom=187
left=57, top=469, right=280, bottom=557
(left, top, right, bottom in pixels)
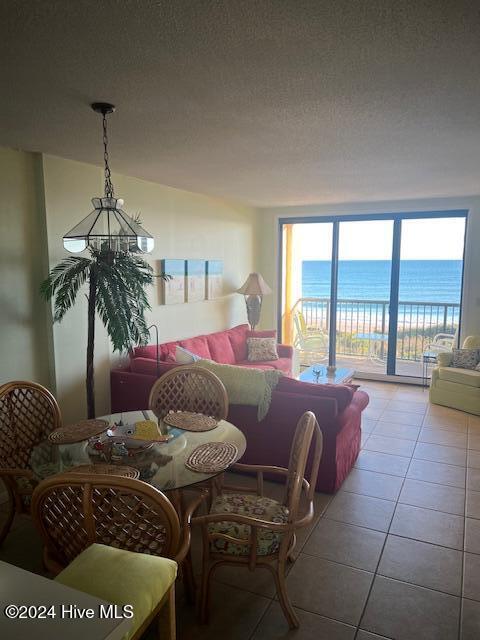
left=227, top=377, right=369, bottom=493
left=110, top=328, right=369, bottom=492
left=127, top=324, right=293, bottom=378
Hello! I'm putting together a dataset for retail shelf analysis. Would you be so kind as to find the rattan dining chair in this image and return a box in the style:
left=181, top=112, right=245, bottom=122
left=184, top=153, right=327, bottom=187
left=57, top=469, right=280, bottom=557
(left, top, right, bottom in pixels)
left=148, top=366, right=229, bottom=422
left=149, top=366, right=230, bottom=509
left=193, top=411, right=323, bottom=629
left=31, top=471, right=203, bottom=580
left=32, top=473, right=187, bottom=640
left=0, top=380, right=61, bottom=545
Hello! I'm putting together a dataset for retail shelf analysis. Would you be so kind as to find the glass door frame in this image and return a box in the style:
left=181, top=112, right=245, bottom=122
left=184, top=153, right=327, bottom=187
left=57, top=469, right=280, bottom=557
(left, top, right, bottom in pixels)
left=278, top=209, right=468, bottom=378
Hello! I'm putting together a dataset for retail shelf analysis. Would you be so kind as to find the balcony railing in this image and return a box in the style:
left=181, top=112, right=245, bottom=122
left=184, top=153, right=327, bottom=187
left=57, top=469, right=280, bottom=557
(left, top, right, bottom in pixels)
left=292, top=297, right=459, bottom=361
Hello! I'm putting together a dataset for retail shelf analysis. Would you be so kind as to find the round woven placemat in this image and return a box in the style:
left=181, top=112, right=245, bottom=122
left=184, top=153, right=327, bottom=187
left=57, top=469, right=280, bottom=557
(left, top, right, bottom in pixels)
left=67, top=463, right=140, bottom=479
left=49, top=419, right=109, bottom=445
left=163, top=411, right=218, bottom=432
left=185, top=441, right=238, bottom=473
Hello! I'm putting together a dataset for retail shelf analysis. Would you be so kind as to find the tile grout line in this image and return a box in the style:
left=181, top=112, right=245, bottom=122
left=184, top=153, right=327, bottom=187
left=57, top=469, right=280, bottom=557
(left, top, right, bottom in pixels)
left=458, top=419, right=475, bottom=640
left=298, top=547, right=468, bottom=599
left=353, top=394, right=432, bottom=639
left=247, top=492, right=335, bottom=639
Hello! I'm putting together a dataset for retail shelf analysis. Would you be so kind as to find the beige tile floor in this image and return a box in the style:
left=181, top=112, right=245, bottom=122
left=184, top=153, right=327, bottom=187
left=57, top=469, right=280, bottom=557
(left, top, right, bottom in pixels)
left=1, top=381, right=480, bottom=639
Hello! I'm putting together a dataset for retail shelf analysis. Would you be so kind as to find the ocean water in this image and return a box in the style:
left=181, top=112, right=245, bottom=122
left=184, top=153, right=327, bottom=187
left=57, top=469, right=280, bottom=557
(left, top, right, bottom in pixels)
left=302, top=260, right=462, bottom=304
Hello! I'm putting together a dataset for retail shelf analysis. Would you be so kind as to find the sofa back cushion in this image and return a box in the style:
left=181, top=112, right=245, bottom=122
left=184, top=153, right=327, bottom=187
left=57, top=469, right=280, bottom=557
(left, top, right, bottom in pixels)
left=133, top=341, right=178, bottom=362
left=132, top=344, right=159, bottom=360
left=227, top=324, right=249, bottom=362
left=246, top=329, right=277, bottom=339
left=206, top=331, right=237, bottom=364
left=276, top=376, right=354, bottom=413
left=179, top=335, right=212, bottom=359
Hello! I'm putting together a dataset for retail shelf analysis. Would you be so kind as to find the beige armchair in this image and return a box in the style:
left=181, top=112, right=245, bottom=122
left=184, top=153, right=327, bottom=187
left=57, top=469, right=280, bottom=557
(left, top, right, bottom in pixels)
left=429, top=335, right=480, bottom=415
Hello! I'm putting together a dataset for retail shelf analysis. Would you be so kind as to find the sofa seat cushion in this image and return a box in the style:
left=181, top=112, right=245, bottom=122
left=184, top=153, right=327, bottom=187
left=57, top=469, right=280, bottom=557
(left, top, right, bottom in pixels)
left=236, top=360, right=276, bottom=370
left=179, top=335, right=212, bottom=359
left=438, top=367, right=480, bottom=388
left=55, top=543, right=177, bottom=640
left=208, top=493, right=288, bottom=556
left=227, top=324, right=249, bottom=362
left=276, top=377, right=354, bottom=412
left=237, top=358, right=291, bottom=374
left=268, top=357, right=293, bottom=375
left=206, top=331, right=237, bottom=364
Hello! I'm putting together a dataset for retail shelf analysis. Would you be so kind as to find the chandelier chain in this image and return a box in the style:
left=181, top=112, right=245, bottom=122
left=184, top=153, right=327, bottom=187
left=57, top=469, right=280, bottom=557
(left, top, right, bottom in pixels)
left=102, top=113, right=114, bottom=198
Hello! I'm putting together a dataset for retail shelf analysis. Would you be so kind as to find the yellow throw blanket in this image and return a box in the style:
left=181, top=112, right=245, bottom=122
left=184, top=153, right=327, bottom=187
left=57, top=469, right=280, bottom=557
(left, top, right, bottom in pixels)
left=193, top=360, right=283, bottom=420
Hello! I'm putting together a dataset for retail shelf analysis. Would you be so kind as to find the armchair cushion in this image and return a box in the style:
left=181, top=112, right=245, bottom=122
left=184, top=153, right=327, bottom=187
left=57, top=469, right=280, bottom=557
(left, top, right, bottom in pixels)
left=208, top=493, right=288, bottom=556
left=437, top=352, right=453, bottom=367
left=438, top=367, right=480, bottom=388
left=463, top=336, right=480, bottom=349
left=55, top=543, right=177, bottom=640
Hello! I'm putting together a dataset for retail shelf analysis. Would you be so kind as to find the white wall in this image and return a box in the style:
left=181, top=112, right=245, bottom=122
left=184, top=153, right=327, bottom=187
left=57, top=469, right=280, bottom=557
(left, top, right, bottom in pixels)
left=257, top=196, right=480, bottom=341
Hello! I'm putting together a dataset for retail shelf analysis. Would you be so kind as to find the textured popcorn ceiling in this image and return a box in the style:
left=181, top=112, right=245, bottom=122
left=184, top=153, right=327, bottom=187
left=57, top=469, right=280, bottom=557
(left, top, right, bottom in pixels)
left=1, top=1, right=480, bottom=206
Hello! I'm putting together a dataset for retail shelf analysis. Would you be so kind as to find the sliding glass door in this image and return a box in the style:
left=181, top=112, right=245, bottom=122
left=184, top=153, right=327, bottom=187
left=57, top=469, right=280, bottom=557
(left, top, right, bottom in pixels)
left=280, top=211, right=467, bottom=381
left=395, top=217, right=466, bottom=377
left=282, top=223, right=332, bottom=366
left=336, top=220, right=393, bottom=375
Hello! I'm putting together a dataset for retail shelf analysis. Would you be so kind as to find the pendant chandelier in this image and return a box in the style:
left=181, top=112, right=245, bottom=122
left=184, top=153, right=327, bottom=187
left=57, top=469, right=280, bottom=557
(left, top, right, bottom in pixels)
left=63, top=103, right=154, bottom=255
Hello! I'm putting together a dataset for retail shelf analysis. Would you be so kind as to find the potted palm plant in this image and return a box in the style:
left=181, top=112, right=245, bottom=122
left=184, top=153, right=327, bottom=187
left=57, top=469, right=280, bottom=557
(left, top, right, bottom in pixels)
left=41, top=102, right=170, bottom=419
left=41, top=246, right=168, bottom=419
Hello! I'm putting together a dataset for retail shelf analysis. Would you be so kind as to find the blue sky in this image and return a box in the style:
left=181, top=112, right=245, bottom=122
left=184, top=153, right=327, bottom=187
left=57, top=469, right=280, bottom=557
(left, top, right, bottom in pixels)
left=296, top=218, right=465, bottom=261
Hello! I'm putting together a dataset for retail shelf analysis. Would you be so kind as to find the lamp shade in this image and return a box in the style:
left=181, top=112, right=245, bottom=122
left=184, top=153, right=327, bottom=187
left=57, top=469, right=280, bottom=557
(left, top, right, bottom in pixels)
left=236, top=273, right=272, bottom=296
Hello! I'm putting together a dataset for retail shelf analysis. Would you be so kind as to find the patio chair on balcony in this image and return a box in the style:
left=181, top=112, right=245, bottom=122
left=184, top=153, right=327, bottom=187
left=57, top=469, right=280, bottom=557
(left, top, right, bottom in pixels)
left=423, top=328, right=458, bottom=356
left=293, top=310, right=329, bottom=365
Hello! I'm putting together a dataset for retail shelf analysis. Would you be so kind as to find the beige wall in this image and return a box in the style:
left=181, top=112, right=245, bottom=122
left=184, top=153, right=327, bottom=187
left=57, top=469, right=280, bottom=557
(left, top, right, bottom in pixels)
left=257, top=197, right=480, bottom=342
left=0, top=148, right=54, bottom=389
left=41, top=155, right=256, bottom=423
left=0, top=147, right=256, bottom=422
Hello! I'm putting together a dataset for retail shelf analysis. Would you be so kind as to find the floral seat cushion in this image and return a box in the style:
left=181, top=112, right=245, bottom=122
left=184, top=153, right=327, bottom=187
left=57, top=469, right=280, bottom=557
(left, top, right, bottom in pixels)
left=208, top=493, right=289, bottom=556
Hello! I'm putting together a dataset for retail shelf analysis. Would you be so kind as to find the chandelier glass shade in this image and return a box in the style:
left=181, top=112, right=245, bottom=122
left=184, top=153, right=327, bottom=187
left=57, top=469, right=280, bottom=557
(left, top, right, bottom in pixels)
left=63, top=103, right=154, bottom=255
left=63, top=197, right=154, bottom=254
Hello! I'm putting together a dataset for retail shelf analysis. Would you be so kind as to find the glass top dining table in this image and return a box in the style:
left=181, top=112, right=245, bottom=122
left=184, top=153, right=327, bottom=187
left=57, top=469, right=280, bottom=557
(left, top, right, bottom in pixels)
left=35, top=410, right=247, bottom=492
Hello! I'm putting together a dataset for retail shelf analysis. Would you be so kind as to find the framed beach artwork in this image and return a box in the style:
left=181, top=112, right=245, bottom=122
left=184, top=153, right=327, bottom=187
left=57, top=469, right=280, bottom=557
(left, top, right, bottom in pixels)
left=160, top=259, right=186, bottom=304
left=186, top=259, right=206, bottom=302
left=206, top=260, right=224, bottom=299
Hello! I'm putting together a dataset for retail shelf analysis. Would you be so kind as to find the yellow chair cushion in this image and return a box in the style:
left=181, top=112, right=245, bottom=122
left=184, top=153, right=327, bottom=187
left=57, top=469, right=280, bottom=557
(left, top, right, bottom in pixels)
left=438, top=367, right=480, bottom=388
left=55, top=543, right=177, bottom=639
left=208, top=493, right=288, bottom=556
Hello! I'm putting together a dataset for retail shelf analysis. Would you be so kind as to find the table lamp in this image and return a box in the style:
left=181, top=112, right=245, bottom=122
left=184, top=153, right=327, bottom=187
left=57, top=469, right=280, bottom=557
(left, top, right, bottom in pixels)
left=236, top=273, right=272, bottom=330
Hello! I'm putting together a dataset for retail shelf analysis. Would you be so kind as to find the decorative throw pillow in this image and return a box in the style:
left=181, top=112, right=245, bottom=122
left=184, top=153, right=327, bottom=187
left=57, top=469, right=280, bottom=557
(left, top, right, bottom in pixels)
left=451, top=348, right=479, bottom=370
left=175, top=345, right=201, bottom=364
left=247, top=337, right=278, bottom=362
